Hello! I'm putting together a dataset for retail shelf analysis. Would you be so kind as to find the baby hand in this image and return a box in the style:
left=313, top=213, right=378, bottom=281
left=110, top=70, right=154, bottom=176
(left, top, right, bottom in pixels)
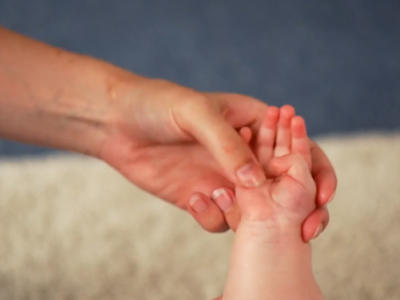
left=236, top=105, right=316, bottom=234
left=222, top=106, right=323, bottom=300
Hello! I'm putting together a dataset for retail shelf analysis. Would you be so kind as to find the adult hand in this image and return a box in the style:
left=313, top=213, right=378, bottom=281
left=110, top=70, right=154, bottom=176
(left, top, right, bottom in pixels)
left=99, top=78, right=336, bottom=239
left=0, top=27, right=335, bottom=239
left=99, top=78, right=267, bottom=232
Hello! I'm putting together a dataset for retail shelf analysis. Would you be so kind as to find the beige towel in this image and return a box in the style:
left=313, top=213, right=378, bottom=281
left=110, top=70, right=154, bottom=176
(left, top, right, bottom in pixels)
left=0, top=133, right=399, bottom=300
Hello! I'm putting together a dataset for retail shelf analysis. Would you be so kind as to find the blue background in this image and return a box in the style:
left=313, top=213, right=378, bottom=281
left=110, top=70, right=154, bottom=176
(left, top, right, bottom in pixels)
left=1, top=0, right=399, bottom=156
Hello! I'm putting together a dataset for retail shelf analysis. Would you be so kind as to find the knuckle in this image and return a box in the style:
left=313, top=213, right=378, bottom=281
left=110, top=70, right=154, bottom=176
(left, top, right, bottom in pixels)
left=179, top=94, right=209, bottom=112
left=177, top=94, right=220, bottom=119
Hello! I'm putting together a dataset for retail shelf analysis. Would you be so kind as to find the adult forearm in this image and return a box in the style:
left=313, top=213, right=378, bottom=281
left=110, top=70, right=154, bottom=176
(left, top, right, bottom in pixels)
left=0, top=26, right=141, bottom=156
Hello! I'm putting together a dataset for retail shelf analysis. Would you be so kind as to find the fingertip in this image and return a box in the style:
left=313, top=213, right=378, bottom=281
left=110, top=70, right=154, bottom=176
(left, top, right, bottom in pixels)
left=302, top=207, right=329, bottom=242
left=266, top=106, right=280, bottom=120
left=291, top=116, right=307, bottom=138
left=262, top=106, right=280, bottom=128
left=318, top=188, right=336, bottom=206
left=280, top=105, right=295, bottom=119
left=239, top=126, right=252, bottom=144
left=236, top=160, right=266, bottom=188
left=314, top=208, right=330, bottom=238
left=188, top=193, right=208, bottom=213
left=187, top=193, right=229, bottom=233
left=309, top=141, right=337, bottom=205
left=316, top=172, right=338, bottom=206
left=321, top=207, right=330, bottom=228
left=211, top=187, right=241, bottom=232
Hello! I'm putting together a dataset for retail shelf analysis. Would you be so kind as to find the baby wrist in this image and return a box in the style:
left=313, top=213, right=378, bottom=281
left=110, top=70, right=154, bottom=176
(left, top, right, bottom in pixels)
left=237, top=218, right=305, bottom=246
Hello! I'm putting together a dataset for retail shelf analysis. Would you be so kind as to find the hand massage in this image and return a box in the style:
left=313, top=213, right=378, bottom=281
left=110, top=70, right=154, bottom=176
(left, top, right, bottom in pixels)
left=0, top=27, right=337, bottom=299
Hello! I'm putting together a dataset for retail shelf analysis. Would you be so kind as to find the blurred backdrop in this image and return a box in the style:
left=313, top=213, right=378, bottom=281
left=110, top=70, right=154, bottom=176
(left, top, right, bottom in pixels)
left=0, top=0, right=399, bottom=156
left=1, top=2, right=400, bottom=300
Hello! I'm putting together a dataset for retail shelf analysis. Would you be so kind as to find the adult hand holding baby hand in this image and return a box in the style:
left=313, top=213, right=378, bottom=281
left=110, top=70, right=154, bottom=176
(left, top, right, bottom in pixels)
left=0, top=27, right=335, bottom=239
left=98, top=78, right=336, bottom=240
left=0, top=27, right=332, bottom=300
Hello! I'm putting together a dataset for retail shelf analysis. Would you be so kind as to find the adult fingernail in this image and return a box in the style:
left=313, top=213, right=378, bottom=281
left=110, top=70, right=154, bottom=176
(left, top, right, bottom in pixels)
left=189, top=195, right=208, bottom=213
left=236, top=161, right=265, bottom=187
left=211, top=188, right=234, bottom=212
left=312, top=224, right=324, bottom=239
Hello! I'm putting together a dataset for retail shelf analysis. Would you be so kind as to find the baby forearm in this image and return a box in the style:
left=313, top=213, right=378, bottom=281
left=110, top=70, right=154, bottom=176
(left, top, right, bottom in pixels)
left=223, top=222, right=323, bottom=300
left=0, top=26, right=140, bottom=156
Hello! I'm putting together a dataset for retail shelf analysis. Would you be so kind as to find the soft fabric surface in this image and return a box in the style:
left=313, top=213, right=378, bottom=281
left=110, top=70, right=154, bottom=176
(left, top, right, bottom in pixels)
left=0, top=133, right=399, bottom=300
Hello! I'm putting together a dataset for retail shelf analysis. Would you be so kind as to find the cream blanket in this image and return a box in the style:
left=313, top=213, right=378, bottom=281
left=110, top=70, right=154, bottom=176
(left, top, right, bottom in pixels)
left=0, top=133, right=399, bottom=300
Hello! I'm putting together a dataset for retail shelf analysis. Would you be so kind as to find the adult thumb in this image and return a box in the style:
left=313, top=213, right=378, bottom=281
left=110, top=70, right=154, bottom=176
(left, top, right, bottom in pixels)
left=173, top=97, right=265, bottom=187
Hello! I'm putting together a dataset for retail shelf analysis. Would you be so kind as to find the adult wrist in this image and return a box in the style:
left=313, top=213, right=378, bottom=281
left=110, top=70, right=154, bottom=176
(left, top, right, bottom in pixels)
left=51, top=59, right=131, bottom=158
left=83, top=62, right=148, bottom=158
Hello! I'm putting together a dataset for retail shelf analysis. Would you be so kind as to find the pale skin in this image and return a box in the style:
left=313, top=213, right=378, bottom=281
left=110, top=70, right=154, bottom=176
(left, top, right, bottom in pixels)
left=221, top=105, right=323, bottom=300
left=0, top=27, right=336, bottom=240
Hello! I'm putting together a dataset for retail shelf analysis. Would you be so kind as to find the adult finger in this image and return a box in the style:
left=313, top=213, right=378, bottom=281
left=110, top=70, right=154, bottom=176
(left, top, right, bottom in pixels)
left=174, top=97, right=265, bottom=188
left=211, top=188, right=241, bottom=231
left=187, top=192, right=229, bottom=233
left=310, top=140, right=338, bottom=206
left=302, top=207, right=330, bottom=242
left=239, top=126, right=252, bottom=144
left=206, top=92, right=268, bottom=131
left=207, top=127, right=248, bottom=232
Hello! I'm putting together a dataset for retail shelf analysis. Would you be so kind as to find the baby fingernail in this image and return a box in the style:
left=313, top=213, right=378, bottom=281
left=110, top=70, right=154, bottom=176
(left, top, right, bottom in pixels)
left=189, top=195, right=208, bottom=213
left=312, top=224, right=324, bottom=239
left=212, top=188, right=234, bottom=212
left=236, top=162, right=265, bottom=188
